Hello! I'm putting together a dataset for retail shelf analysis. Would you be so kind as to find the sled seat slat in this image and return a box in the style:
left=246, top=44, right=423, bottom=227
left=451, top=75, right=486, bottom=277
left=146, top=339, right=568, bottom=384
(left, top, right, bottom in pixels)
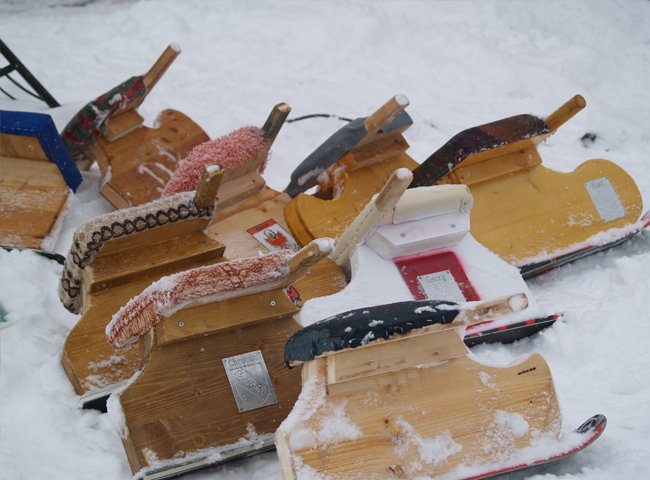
left=157, top=287, right=298, bottom=345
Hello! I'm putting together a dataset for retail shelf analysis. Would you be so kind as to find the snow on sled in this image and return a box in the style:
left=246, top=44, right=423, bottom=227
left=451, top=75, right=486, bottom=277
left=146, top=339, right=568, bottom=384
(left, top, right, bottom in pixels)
left=58, top=167, right=226, bottom=410
left=284, top=94, right=417, bottom=245
left=300, top=168, right=559, bottom=347
left=105, top=241, right=344, bottom=480
left=0, top=109, right=82, bottom=253
left=61, top=44, right=209, bottom=207
left=276, top=297, right=606, bottom=480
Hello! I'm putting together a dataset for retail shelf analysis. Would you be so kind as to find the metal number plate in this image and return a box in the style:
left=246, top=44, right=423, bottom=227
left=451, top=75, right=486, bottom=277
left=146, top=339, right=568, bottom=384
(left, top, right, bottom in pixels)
left=585, top=177, right=626, bottom=222
left=222, top=350, right=278, bottom=413
left=417, top=270, right=467, bottom=303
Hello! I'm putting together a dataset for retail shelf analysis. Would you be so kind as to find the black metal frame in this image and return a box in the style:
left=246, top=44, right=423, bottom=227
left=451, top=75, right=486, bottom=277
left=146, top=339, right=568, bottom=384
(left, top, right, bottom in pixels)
left=0, top=38, right=59, bottom=108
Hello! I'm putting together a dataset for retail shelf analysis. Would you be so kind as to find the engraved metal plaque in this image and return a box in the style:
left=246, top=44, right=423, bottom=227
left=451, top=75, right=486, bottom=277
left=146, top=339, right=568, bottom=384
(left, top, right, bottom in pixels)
left=417, top=270, right=466, bottom=303
left=585, top=177, right=626, bottom=222
left=222, top=350, right=278, bottom=413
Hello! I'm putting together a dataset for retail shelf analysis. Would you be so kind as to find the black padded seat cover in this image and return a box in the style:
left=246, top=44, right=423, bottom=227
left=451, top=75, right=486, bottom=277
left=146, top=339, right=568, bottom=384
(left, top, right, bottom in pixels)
left=411, top=114, right=549, bottom=187
left=284, top=299, right=459, bottom=365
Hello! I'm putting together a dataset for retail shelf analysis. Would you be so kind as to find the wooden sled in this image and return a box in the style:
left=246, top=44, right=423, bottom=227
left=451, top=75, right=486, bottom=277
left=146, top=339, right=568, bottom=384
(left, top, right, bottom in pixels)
left=410, top=95, right=645, bottom=272
left=59, top=168, right=226, bottom=409
left=107, top=242, right=344, bottom=479
left=163, top=96, right=411, bottom=260
left=0, top=110, right=82, bottom=251
left=61, top=44, right=209, bottom=207
left=300, top=169, right=558, bottom=346
left=277, top=297, right=603, bottom=480
left=284, top=95, right=417, bottom=245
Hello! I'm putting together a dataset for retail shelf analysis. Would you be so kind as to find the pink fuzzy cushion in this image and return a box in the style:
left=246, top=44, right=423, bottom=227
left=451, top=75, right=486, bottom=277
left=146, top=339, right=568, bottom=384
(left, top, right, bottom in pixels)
left=106, top=250, right=293, bottom=348
left=161, top=126, right=269, bottom=197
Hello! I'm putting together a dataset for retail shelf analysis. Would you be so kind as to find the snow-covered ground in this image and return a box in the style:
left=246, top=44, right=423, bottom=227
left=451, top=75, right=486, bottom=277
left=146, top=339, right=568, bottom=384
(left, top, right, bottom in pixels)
left=1, top=0, right=650, bottom=478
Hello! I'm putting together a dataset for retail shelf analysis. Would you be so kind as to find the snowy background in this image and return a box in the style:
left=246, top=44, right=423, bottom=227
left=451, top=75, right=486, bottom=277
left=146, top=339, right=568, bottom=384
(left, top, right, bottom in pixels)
left=1, top=0, right=650, bottom=479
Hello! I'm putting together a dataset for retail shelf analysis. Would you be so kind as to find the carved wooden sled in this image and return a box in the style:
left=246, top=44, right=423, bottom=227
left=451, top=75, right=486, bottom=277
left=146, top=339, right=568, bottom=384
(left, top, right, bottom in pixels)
left=286, top=95, right=647, bottom=276
left=0, top=110, right=82, bottom=253
left=300, top=168, right=559, bottom=345
left=59, top=168, right=225, bottom=409
left=106, top=242, right=344, bottom=479
left=61, top=44, right=209, bottom=207
left=276, top=297, right=606, bottom=480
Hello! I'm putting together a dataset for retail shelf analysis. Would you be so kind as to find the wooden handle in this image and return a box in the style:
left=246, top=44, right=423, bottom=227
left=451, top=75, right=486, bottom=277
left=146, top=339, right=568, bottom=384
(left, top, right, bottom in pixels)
left=193, top=164, right=223, bottom=208
left=331, top=168, right=413, bottom=271
left=375, top=168, right=414, bottom=213
left=143, top=44, right=181, bottom=91
left=261, top=102, right=291, bottom=146
left=287, top=240, right=334, bottom=278
left=363, top=94, right=410, bottom=135
left=545, top=95, right=586, bottom=132
left=460, top=293, right=529, bottom=324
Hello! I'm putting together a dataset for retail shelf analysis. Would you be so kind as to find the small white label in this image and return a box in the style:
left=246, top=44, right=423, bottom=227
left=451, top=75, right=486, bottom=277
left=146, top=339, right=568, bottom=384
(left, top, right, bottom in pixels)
left=247, top=219, right=300, bottom=252
left=417, top=270, right=466, bottom=303
left=585, top=177, right=626, bottom=222
left=222, top=350, right=278, bottom=413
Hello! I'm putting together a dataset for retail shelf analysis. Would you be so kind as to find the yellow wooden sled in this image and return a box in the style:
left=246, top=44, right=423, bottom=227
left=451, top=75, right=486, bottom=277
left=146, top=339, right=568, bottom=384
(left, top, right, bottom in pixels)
left=61, top=44, right=209, bottom=208
left=106, top=242, right=344, bottom=479
left=411, top=95, right=645, bottom=273
left=277, top=296, right=603, bottom=480
left=0, top=110, right=82, bottom=253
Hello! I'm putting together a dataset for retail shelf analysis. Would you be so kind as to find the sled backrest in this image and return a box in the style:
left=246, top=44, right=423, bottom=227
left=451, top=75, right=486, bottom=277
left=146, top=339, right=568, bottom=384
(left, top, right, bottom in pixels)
left=411, top=95, right=586, bottom=187
left=58, top=167, right=224, bottom=314
left=0, top=110, right=82, bottom=250
left=61, top=44, right=180, bottom=167
left=162, top=102, right=291, bottom=209
left=285, top=95, right=412, bottom=198
left=107, top=240, right=334, bottom=348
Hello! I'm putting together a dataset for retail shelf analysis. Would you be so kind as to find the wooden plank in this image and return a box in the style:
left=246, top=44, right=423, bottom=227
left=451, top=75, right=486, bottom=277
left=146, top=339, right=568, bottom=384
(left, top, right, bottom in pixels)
left=157, top=288, right=298, bottom=345
left=85, top=231, right=225, bottom=294
left=103, top=110, right=144, bottom=142
left=119, top=314, right=303, bottom=473
left=0, top=157, right=68, bottom=248
left=284, top=152, right=418, bottom=245
left=326, top=327, right=467, bottom=388
left=347, top=132, right=409, bottom=172
left=0, top=133, right=49, bottom=161
left=282, top=353, right=561, bottom=479
left=98, top=109, right=209, bottom=207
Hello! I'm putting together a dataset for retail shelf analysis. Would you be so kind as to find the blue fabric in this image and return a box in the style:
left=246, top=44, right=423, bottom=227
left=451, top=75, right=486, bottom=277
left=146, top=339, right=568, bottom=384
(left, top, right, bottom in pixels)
left=0, top=110, right=82, bottom=191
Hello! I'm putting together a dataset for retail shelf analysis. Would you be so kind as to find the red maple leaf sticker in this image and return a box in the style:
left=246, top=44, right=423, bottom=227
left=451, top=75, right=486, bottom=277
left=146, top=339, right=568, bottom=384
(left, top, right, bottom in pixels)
left=264, top=229, right=289, bottom=249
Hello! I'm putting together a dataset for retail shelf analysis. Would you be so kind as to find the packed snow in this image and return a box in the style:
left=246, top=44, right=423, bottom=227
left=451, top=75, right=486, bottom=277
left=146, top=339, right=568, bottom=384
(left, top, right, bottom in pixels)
left=2, top=0, right=650, bottom=479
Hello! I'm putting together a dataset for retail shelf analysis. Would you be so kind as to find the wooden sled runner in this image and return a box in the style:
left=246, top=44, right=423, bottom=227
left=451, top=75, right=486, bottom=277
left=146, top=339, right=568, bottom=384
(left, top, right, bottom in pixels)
left=300, top=168, right=559, bottom=346
left=0, top=110, right=82, bottom=252
left=61, top=44, right=209, bottom=207
left=276, top=298, right=606, bottom=480
left=59, top=168, right=225, bottom=409
left=106, top=242, right=344, bottom=479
